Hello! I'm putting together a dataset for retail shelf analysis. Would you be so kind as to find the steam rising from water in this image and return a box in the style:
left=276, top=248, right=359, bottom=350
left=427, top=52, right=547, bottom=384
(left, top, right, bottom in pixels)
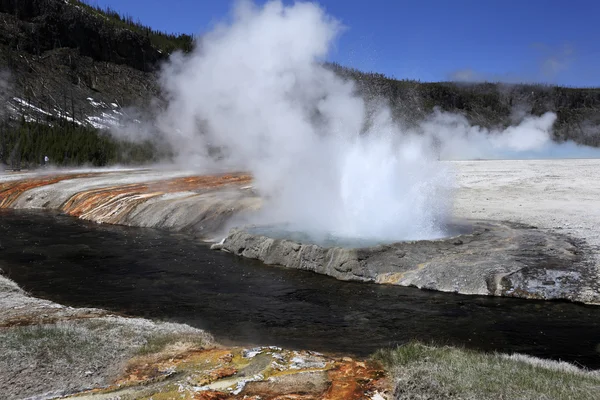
left=114, top=0, right=599, bottom=241
left=155, top=0, right=453, bottom=240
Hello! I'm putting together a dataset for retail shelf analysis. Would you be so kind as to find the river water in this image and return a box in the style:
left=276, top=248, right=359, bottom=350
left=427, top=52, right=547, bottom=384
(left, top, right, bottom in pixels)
left=1, top=209, right=599, bottom=368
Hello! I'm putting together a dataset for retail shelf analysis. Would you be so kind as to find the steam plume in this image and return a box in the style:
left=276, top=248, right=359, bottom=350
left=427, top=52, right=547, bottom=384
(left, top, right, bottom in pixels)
left=146, top=0, right=451, bottom=240
left=113, top=1, right=599, bottom=240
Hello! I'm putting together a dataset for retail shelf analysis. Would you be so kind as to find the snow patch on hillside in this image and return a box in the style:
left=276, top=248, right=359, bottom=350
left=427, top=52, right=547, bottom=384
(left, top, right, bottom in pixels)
left=6, top=96, right=131, bottom=131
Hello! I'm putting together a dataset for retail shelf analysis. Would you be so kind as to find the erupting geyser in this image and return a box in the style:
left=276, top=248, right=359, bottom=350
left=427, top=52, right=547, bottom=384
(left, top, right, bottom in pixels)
left=134, top=0, right=453, bottom=242
left=246, top=220, right=473, bottom=249
left=114, top=0, right=589, bottom=242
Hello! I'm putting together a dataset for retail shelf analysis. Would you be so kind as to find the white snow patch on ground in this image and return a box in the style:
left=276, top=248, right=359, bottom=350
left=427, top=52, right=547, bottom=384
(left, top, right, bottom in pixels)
left=86, top=118, right=105, bottom=129
left=86, top=111, right=120, bottom=129
left=101, top=112, right=120, bottom=122
left=53, top=108, right=84, bottom=126
left=87, top=97, right=108, bottom=108
left=12, top=98, right=52, bottom=116
left=86, top=116, right=110, bottom=129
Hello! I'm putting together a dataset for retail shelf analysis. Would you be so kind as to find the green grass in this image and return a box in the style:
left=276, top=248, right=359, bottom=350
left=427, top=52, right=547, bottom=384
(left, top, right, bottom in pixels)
left=0, top=324, right=101, bottom=365
left=136, top=332, right=208, bottom=356
left=374, top=342, right=600, bottom=400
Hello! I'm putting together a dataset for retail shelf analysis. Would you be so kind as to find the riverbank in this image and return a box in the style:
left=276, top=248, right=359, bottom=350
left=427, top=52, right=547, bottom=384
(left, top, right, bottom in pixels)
left=377, top=343, right=600, bottom=400
left=1, top=178, right=600, bottom=398
left=1, top=270, right=599, bottom=399
left=5, top=208, right=600, bottom=366
left=0, top=272, right=391, bottom=399
left=1, top=159, right=599, bottom=304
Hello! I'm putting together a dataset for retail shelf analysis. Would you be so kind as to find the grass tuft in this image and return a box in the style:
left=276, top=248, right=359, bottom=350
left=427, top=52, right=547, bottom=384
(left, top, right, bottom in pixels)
left=374, top=342, right=600, bottom=400
left=136, top=332, right=208, bottom=356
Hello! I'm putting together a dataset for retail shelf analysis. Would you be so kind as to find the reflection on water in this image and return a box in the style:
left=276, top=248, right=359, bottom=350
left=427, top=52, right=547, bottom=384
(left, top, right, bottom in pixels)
left=0, top=209, right=599, bottom=368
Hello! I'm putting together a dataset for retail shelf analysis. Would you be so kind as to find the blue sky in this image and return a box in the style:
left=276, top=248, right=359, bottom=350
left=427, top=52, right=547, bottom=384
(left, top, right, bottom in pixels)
left=90, top=0, right=599, bottom=87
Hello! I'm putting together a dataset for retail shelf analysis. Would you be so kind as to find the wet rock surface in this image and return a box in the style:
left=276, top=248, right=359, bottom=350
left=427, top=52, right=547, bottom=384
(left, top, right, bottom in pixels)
left=217, top=219, right=597, bottom=303
left=1, top=170, right=259, bottom=237
left=69, top=347, right=388, bottom=399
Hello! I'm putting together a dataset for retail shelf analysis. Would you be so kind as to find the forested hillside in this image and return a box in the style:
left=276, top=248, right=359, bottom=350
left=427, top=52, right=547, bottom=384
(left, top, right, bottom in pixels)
left=0, top=0, right=189, bottom=168
left=0, top=0, right=599, bottom=169
left=332, top=64, right=600, bottom=147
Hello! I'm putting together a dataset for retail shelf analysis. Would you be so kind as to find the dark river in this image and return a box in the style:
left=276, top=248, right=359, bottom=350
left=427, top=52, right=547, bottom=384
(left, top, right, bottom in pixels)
left=1, top=209, right=599, bottom=368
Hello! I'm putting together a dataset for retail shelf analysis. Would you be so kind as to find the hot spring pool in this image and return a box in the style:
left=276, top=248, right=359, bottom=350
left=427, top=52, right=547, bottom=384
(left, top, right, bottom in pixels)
left=245, top=221, right=473, bottom=248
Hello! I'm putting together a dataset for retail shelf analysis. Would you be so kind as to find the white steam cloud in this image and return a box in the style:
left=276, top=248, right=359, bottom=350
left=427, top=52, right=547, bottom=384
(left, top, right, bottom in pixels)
left=156, top=0, right=452, bottom=240
left=113, top=0, right=599, bottom=240
left=423, top=109, right=555, bottom=159
left=420, top=108, right=600, bottom=160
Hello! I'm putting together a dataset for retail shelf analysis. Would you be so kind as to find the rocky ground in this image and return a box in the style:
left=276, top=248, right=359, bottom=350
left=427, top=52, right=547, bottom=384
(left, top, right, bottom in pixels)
left=0, top=168, right=260, bottom=238
left=215, top=159, right=600, bottom=304
left=453, top=159, right=600, bottom=302
left=217, top=219, right=595, bottom=303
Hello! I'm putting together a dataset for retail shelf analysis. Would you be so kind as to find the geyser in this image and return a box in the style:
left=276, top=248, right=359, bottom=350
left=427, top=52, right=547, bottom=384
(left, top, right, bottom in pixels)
left=246, top=221, right=473, bottom=249
left=150, top=0, right=453, bottom=241
left=114, top=1, right=597, bottom=242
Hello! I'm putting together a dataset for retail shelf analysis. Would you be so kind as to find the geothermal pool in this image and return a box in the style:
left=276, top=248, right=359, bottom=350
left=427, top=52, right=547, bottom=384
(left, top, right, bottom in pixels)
left=1, top=209, right=599, bottom=368
left=245, top=221, right=473, bottom=248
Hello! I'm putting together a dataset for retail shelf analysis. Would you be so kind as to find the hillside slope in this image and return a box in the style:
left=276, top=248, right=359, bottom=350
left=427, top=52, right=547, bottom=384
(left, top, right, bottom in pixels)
left=0, top=0, right=188, bottom=167
left=0, top=0, right=181, bottom=126
left=333, top=65, right=600, bottom=147
left=0, top=0, right=599, bottom=169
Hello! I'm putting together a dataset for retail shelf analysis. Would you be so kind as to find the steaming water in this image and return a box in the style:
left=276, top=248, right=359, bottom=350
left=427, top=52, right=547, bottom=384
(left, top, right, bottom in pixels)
left=247, top=225, right=400, bottom=248
left=246, top=221, right=473, bottom=248
left=111, top=0, right=600, bottom=244
left=1, top=209, right=599, bottom=368
left=116, top=1, right=455, bottom=241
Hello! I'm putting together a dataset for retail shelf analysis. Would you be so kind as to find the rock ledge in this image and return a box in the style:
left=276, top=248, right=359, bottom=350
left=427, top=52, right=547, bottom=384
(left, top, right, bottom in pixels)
left=216, top=220, right=598, bottom=303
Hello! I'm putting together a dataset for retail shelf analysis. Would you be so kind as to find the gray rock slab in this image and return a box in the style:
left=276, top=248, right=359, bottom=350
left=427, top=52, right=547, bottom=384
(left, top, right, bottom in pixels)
left=217, top=220, right=598, bottom=304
